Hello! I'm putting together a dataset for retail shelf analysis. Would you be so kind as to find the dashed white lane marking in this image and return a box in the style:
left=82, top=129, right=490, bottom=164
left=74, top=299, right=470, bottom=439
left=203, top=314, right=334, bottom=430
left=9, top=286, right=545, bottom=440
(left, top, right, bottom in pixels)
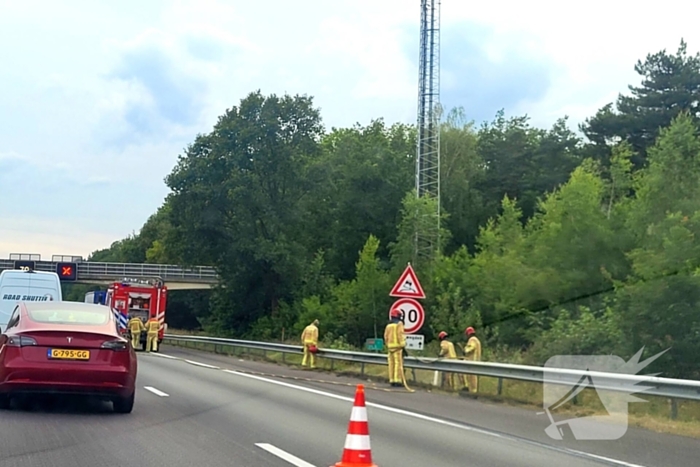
left=149, top=353, right=178, bottom=359
left=149, top=352, right=218, bottom=368
left=184, top=359, right=220, bottom=369
left=144, top=386, right=169, bottom=397
left=159, top=355, right=650, bottom=467
left=255, top=443, right=316, bottom=467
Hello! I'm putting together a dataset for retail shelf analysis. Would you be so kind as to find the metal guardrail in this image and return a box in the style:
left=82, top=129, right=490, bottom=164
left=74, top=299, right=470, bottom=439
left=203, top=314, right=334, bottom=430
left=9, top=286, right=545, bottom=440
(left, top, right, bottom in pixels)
left=77, top=262, right=218, bottom=281
left=163, top=334, right=700, bottom=402
left=0, top=260, right=219, bottom=283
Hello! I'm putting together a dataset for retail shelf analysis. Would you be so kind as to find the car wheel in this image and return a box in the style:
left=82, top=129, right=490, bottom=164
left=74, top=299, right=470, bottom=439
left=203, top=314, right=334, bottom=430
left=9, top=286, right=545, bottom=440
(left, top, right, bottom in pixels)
left=0, top=394, right=10, bottom=410
left=113, top=392, right=134, bottom=414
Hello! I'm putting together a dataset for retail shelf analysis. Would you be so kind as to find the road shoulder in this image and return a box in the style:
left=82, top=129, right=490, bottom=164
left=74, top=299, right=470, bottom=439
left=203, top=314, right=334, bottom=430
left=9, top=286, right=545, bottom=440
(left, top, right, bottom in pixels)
left=153, top=344, right=699, bottom=467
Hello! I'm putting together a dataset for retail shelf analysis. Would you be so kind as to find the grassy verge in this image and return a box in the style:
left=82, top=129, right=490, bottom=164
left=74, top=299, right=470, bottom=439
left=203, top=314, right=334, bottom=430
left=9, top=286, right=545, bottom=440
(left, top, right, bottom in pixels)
left=163, top=333, right=700, bottom=439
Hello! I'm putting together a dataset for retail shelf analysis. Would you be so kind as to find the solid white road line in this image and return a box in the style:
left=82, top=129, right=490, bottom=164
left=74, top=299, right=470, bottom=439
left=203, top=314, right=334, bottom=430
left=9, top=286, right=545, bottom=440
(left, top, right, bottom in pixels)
left=158, top=355, right=650, bottom=467
left=185, top=359, right=220, bottom=369
left=255, top=443, right=316, bottom=467
left=144, top=386, right=169, bottom=397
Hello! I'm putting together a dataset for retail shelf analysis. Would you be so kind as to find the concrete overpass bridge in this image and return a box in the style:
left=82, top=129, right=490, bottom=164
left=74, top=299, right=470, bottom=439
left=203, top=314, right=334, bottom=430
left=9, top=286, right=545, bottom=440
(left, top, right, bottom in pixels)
left=0, top=256, right=218, bottom=290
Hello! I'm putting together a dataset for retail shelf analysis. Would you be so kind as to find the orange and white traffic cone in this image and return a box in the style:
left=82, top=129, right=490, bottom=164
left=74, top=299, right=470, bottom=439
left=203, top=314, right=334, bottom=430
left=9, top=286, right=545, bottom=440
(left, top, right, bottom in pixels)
left=332, top=384, right=378, bottom=467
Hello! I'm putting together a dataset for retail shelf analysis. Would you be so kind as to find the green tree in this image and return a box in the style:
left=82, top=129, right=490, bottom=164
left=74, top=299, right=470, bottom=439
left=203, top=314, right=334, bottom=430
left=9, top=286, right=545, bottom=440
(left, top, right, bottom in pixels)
left=304, top=120, right=414, bottom=280
left=467, top=197, right=532, bottom=345
left=526, top=163, right=627, bottom=313
left=325, top=235, right=392, bottom=347
left=88, top=204, right=178, bottom=265
left=429, top=247, right=480, bottom=341
left=140, top=204, right=179, bottom=264
left=467, top=162, right=628, bottom=349
left=89, top=235, right=143, bottom=262
left=165, top=90, right=324, bottom=334
left=582, top=39, right=700, bottom=169
left=617, top=114, right=700, bottom=377
left=439, top=107, right=485, bottom=254
left=476, top=110, right=582, bottom=222
left=527, top=306, right=625, bottom=364
left=389, top=190, right=451, bottom=275
left=603, top=142, right=635, bottom=219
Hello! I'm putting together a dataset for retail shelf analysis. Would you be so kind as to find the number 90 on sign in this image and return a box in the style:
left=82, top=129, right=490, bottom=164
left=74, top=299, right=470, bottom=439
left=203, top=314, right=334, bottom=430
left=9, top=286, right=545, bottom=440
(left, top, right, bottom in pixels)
left=389, top=298, right=424, bottom=334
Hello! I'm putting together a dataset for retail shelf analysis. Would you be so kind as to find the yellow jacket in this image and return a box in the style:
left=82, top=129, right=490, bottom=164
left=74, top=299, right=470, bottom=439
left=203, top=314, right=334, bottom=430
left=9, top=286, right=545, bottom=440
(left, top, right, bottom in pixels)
left=464, top=336, right=482, bottom=361
left=128, top=317, right=145, bottom=333
left=384, top=322, right=406, bottom=351
left=301, top=324, right=318, bottom=345
left=440, top=340, right=457, bottom=359
left=146, top=318, right=160, bottom=334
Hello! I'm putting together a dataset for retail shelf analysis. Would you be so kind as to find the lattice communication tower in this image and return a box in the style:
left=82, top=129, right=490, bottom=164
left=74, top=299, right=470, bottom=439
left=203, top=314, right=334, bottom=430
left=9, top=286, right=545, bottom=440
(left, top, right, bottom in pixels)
left=414, top=0, right=441, bottom=262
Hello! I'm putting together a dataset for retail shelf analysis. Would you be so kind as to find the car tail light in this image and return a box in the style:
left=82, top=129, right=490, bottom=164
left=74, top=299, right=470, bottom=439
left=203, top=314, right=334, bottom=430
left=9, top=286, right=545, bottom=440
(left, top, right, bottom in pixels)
left=7, top=336, right=38, bottom=347
left=101, top=339, right=129, bottom=351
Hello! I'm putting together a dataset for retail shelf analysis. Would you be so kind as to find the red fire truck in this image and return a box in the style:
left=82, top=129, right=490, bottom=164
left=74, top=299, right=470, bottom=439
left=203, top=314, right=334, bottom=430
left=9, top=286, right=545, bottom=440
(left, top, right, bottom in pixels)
left=105, top=278, right=167, bottom=351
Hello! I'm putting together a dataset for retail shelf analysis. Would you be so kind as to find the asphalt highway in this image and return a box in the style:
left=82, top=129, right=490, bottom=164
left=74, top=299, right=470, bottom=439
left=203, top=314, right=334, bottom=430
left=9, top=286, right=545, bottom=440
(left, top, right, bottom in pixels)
left=0, top=346, right=696, bottom=467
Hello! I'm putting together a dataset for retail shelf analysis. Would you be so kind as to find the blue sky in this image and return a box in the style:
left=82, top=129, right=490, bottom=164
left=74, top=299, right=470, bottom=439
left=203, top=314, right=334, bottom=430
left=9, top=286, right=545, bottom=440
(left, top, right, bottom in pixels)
left=1, top=0, right=698, bottom=260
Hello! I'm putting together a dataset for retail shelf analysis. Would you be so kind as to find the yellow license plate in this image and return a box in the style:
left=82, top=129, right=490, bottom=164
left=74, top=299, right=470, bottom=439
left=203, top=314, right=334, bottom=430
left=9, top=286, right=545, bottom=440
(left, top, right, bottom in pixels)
left=47, top=349, right=90, bottom=360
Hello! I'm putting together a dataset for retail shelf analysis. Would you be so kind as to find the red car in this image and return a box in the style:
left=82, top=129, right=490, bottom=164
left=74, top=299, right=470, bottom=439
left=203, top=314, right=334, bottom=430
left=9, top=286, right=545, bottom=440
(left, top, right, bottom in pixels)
left=0, top=301, right=137, bottom=413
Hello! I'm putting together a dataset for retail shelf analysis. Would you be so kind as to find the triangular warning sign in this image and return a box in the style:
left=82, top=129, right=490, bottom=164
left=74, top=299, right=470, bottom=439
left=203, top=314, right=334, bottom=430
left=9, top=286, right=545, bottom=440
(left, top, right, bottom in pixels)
left=389, top=263, right=425, bottom=299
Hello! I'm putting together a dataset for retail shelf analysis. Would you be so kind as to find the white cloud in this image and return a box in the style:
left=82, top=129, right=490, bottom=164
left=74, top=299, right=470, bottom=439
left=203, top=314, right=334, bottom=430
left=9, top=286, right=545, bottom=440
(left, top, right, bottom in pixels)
left=435, top=0, right=700, bottom=125
left=0, top=217, right=117, bottom=260
left=1, top=0, right=699, bottom=259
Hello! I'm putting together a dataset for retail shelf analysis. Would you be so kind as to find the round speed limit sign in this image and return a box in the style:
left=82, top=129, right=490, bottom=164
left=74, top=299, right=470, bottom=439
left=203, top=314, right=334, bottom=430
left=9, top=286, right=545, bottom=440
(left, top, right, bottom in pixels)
left=389, top=298, right=424, bottom=334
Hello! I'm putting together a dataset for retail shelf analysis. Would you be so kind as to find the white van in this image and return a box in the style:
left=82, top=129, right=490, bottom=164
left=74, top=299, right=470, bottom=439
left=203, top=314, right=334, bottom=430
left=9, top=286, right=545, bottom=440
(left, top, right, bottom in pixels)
left=0, top=269, right=63, bottom=332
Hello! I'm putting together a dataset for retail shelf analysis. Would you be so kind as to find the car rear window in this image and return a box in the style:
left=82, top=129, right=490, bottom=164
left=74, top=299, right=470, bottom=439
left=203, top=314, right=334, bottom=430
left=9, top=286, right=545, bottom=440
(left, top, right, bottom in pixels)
left=27, top=308, right=109, bottom=325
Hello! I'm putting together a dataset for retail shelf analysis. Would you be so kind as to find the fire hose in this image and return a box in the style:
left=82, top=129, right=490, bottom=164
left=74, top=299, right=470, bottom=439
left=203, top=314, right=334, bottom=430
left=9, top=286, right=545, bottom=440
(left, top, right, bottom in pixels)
left=399, top=348, right=416, bottom=393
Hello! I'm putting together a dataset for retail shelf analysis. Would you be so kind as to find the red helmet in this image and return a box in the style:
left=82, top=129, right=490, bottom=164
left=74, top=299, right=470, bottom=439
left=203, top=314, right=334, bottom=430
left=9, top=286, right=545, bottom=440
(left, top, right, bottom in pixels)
left=438, top=331, right=448, bottom=340
left=390, top=308, right=402, bottom=319
left=465, top=326, right=476, bottom=336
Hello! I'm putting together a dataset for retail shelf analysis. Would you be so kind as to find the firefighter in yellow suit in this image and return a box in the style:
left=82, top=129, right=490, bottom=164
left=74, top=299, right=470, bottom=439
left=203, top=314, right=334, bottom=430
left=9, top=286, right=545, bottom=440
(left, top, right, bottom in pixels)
left=145, top=316, right=160, bottom=353
left=438, top=331, right=461, bottom=390
left=127, top=315, right=145, bottom=349
left=384, top=309, right=406, bottom=387
left=463, top=326, right=482, bottom=392
left=301, top=319, right=319, bottom=368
